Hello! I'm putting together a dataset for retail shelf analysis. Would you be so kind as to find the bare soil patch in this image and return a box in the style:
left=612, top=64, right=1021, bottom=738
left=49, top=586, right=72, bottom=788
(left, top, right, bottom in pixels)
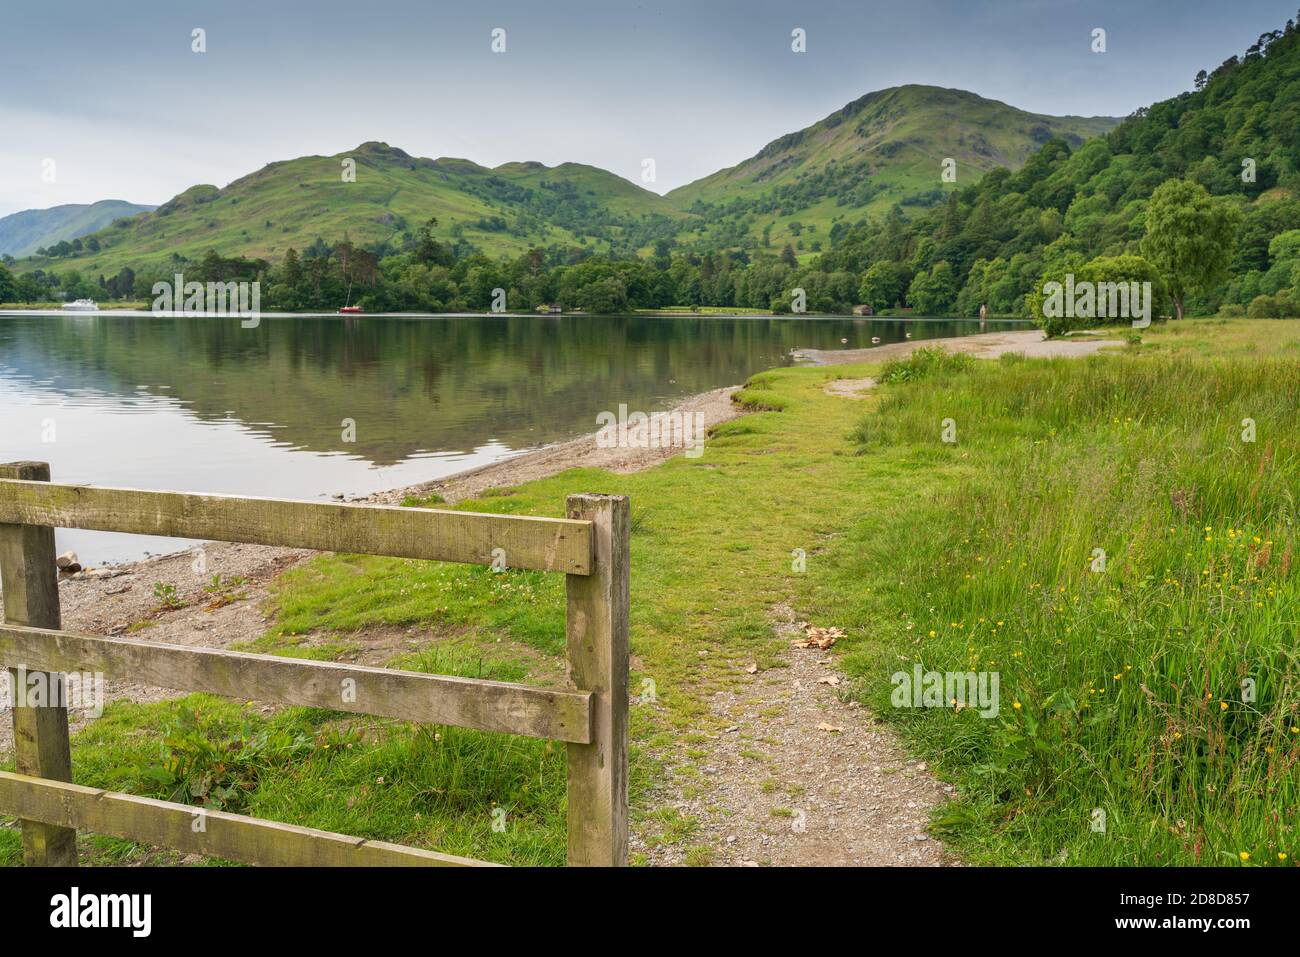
left=823, top=376, right=877, bottom=398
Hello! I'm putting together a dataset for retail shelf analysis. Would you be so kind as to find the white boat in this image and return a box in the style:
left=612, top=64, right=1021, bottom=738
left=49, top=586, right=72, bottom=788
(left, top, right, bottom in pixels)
left=62, top=299, right=98, bottom=312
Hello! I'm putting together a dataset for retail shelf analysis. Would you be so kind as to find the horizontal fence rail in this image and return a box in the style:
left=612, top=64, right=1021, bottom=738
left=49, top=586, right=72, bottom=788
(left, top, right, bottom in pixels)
left=0, top=772, right=494, bottom=867
left=0, top=479, right=593, bottom=575
left=0, top=463, right=629, bottom=868
left=0, top=624, right=593, bottom=743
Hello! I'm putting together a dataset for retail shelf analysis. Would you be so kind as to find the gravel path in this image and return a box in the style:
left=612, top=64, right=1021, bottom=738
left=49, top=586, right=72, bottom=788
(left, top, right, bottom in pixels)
left=638, top=604, right=958, bottom=867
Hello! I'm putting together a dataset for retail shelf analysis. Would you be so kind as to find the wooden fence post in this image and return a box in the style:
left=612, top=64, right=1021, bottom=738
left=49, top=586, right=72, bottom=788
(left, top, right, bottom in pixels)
left=564, top=494, right=629, bottom=866
left=0, top=462, right=77, bottom=866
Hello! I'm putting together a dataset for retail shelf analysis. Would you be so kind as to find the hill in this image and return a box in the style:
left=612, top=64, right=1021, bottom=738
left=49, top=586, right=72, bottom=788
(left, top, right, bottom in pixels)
left=23, top=142, right=683, bottom=277
left=666, top=85, right=1117, bottom=253
left=813, top=19, right=1300, bottom=319
left=15, top=89, right=1117, bottom=279
left=0, top=200, right=154, bottom=258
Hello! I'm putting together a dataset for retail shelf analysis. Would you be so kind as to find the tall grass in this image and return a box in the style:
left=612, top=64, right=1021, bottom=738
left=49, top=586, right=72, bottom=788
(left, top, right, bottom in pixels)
left=844, top=351, right=1300, bottom=864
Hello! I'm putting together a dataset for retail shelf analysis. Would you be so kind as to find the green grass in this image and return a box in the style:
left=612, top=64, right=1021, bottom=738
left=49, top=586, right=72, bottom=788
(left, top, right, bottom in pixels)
left=5, top=316, right=1297, bottom=866
left=830, top=337, right=1300, bottom=865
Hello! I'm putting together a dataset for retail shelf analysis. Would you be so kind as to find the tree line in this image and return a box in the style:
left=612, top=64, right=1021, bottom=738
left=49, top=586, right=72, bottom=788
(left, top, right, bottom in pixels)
left=4, top=13, right=1299, bottom=333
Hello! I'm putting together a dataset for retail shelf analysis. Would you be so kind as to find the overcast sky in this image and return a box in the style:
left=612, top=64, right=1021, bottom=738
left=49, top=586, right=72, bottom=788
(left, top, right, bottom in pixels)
left=1, top=0, right=1295, bottom=216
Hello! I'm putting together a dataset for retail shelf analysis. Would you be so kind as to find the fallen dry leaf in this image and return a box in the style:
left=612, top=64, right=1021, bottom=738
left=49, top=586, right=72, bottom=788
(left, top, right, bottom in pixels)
left=792, top=624, right=845, bottom=650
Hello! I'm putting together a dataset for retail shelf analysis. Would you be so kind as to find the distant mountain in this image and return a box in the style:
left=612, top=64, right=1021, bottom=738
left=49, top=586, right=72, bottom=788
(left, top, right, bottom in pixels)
left=15, top=88, right=1117, bottom=275
left=667, top=85, right=1117, bottom=251
left=0, top=200, right=155, bottom=258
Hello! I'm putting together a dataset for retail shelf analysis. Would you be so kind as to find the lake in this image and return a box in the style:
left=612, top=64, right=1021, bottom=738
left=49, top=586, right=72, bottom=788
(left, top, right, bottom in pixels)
left=0, top=312, right=1024, bottom=563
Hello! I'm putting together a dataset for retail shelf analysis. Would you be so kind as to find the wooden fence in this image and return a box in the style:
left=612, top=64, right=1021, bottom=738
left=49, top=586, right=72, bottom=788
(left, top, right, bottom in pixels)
left=0, top=462, right=629, bottom=867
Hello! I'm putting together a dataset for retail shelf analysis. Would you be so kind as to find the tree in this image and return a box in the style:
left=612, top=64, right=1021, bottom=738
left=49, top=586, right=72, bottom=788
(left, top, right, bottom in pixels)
left=907, top=261, right=957, bottom=315
left=857, top=261, right=905, bottom=312
left=652, top=238, right=673, bottom=270
left=780, top=243, right=798, bottom=267
left=282, top=247, right=303, bottom=287
left=0, top=263, right=16, bottom=302
left=415, top=217, right=451, bottom=266
left=105, top=266, right=135, bottom=300
left=578, top=277, right=628, bottom=314
left=1027, top=254, right=1165, bottom=337
left=1140, top=179, right=1242, bottom=320
left=335, top=241, right=378, bottom=306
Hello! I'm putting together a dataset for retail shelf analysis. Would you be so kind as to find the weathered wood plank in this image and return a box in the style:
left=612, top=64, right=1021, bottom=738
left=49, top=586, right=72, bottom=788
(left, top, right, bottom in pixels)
left=0, top=623, right=592, bottom=743
left=0, top=479, right=593, bottom=575
left=0, top=771, right=496, bottom=866
left=0, top=462, right=78, bottom=866
left=564, top=494, right=630, bottom=866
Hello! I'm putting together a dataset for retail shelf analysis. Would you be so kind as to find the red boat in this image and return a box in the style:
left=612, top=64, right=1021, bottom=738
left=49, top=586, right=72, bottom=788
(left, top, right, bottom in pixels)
left=339, top=305, right=363, bottom=314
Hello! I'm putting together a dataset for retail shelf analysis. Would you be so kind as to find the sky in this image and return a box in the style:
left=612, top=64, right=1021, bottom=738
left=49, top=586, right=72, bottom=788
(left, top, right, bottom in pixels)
left=2, top=0, right=1296, bottom=216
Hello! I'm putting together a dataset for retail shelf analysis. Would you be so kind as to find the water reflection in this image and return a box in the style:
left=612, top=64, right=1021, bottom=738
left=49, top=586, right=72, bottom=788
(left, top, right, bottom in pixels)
left=0, top=312, right=1023, bottom=561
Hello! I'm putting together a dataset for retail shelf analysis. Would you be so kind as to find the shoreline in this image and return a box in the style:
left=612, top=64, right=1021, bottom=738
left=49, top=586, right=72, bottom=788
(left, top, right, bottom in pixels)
left=796, top=327, right=1121, bottom=365
left=50, top=327, right=1115, bottom=580
left=0, top=326, right=1117, bottom=758
left=1, top=305, right=1034, bottom=322
left=0, top=384, right=747, bottom=757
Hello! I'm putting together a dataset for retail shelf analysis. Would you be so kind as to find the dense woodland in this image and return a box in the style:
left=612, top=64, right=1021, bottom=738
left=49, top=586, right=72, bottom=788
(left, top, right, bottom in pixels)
left=4, top=14, right=1300, bottom=330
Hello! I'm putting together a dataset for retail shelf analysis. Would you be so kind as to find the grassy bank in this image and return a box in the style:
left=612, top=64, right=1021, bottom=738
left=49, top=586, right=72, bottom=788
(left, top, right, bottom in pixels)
left=829, top=344, right=1299, bottom=864
left=3, top=318, right=1297, bottom=866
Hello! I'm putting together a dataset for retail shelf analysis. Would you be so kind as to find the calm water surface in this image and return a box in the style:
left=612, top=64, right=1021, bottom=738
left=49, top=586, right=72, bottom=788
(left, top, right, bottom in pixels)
left=0, top=312, right=1024, bottom=562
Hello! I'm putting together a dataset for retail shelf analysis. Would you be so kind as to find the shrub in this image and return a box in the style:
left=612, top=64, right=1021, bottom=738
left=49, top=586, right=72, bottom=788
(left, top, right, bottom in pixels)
left=1246, top=294, right=1282, bottom=319
left=878, top=346, right=975, bottom=384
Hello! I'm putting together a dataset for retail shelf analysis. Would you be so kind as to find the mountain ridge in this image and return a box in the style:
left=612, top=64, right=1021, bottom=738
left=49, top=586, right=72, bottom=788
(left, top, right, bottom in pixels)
left=665, top=85, right=1118, bottom=250
left=11, top=85, right=1119, bottom=275
left=670, top=84, right=1117, bottom=203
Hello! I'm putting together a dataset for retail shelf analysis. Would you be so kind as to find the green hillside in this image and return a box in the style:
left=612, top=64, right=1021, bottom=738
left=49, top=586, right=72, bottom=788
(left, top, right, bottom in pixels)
left=0, top=200, right=154, bottom=258
left=23, top=142, right=683, bottom=277
left=13, top=89, right=1118, bottom=280
left=814, top=19, right=1300, bottom=322
left=667, top=85, right=1117, bottom=254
